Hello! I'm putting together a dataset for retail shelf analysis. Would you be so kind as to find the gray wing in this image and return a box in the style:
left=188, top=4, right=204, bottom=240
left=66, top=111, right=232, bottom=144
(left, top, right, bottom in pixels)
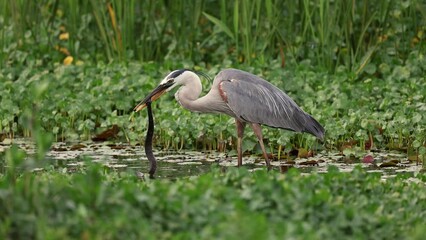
left=218, top=69, right=324, bottom=139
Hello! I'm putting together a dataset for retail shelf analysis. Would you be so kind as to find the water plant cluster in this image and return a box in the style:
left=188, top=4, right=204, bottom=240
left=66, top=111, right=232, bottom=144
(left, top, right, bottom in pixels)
left=1, top=155, right=425, bottom=239
left=1, top=56, right=425, bottom=156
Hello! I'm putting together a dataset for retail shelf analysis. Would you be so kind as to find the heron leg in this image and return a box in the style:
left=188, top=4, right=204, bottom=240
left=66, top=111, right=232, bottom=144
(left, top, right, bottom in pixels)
left=235, top=119, right=246, bottom=167
left=250, top=123, right=271, bottom=170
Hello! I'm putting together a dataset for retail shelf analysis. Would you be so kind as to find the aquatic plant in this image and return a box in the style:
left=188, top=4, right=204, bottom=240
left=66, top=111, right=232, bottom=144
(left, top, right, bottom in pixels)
left=0, top=160, right=425, bottom=239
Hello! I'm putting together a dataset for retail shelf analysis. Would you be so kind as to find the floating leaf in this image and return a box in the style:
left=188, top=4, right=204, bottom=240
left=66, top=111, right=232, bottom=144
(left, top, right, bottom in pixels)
left=380, top=161, right=397, bottom=168
left=362, top=155, right=374, bottom=164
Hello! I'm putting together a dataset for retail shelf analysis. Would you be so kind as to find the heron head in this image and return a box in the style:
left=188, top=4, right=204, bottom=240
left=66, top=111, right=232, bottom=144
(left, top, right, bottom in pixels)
left=134, top=69, right=194, bottom=112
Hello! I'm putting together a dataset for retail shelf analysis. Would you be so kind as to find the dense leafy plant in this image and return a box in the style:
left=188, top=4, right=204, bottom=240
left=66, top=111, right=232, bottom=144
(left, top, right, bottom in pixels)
left=1, top=56, right=425, bottom=155
left=1, top=158, right=425, bottom=239
left=0, top=57, right=426, bottom=158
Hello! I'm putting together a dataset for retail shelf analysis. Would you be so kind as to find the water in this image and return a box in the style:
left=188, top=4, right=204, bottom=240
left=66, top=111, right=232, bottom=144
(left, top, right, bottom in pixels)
left=0, top=138, right=423, bottom=180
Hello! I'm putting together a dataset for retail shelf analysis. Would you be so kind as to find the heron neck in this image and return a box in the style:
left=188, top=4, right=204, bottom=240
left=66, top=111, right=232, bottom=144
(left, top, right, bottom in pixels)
left=175, top=75, right=233, bottom=115
left=175, top=75, right=206, bottom=112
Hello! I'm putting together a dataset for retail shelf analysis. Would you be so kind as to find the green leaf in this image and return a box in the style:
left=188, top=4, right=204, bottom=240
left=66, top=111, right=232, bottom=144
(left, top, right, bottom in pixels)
left=203, top=12, right=234, bottom=39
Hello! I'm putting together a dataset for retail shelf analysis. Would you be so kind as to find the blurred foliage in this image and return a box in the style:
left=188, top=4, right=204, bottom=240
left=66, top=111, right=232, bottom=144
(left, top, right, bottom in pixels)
left=0, top=162, right=425, bottom=239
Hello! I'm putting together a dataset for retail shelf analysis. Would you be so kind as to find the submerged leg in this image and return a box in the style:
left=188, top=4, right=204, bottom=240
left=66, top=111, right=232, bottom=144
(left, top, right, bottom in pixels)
left=235, top=119, right=246, bottom=167
left=250, top=123, right=271, bottom=170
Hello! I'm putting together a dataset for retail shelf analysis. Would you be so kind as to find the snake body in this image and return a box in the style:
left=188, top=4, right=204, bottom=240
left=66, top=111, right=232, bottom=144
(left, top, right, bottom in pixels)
left=145, top=101, right=157, bottom=178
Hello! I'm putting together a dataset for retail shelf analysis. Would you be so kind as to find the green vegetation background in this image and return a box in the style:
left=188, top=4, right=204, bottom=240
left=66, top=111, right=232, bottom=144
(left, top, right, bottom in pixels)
left=0, top=1, right=426, bottom=239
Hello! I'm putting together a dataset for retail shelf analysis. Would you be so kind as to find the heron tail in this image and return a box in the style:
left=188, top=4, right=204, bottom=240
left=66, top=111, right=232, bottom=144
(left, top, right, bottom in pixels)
left=303, top=114, right=325, bottom=141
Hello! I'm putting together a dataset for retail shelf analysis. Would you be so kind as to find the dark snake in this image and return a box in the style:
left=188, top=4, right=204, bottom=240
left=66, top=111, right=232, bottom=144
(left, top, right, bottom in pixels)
left=145, top=101, right=157, bottom=178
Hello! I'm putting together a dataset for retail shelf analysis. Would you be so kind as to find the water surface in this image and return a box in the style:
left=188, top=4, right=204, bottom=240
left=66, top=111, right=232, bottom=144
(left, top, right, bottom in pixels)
left=1, top=138, right=423, bottom=180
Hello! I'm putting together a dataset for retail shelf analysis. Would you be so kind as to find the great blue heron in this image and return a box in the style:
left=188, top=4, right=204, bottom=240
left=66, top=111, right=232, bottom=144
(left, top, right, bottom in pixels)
left=134, top=68, right=324, bottom=169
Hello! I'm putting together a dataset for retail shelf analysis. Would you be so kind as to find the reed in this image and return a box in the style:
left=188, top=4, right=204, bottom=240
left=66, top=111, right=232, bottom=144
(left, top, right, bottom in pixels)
left=0, top=0, right=423, bottom=71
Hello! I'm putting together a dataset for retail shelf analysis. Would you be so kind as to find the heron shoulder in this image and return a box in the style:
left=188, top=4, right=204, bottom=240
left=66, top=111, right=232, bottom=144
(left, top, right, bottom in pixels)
left=216, top=68, right=270, bottom=85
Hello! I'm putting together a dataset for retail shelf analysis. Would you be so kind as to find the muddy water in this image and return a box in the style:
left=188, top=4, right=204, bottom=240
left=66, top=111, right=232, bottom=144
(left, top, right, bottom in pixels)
left=0, top=138, right=423, bottom=180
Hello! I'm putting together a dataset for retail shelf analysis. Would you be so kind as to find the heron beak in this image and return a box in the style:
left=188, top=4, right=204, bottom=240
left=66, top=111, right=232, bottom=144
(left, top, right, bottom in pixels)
left=133, top=82, right=173, bottom=112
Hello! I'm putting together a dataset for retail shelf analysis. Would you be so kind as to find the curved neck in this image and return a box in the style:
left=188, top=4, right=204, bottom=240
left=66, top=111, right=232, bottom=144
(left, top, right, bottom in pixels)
left=175, top=74, right=205, bottom=112
left=174, top=72, right=231, bottom=115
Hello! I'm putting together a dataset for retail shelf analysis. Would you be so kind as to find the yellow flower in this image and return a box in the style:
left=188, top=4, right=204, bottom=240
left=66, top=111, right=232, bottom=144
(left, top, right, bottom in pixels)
left=63, top=56, right=73, bottom=65
left=59, top=32, right=69, bottom=40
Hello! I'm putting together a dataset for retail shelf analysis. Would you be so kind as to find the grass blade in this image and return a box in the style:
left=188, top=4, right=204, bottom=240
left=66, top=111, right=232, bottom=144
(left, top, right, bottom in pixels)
left=203, top=12, right=234, bottom=40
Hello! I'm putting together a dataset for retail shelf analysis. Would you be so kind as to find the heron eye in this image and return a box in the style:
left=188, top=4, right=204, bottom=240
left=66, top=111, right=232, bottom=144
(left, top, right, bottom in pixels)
left=161, top=78, right=174, bottom=87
